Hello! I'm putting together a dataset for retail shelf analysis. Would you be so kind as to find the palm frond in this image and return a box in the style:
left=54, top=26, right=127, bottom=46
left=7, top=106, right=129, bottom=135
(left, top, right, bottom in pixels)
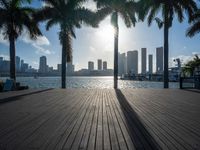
left=95, top=7, right=113, bottom=24
left=186, top=21, right=200, bottom=37
left=155, top=17, right=163, bottom=29
left=74, top=7, right=98, bottom=27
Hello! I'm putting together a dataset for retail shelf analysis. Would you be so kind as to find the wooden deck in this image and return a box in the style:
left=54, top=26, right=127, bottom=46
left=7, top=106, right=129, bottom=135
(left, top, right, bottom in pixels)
left=0, top=89, right=200, bottom=150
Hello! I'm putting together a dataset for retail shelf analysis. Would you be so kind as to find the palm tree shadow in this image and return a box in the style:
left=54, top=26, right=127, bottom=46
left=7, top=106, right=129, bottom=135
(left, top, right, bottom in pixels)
left=115, top=89, right=161, bottom=150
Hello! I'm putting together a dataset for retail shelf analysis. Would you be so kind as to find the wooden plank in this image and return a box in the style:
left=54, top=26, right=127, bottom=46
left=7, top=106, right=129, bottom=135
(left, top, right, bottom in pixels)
left=104, top=90, right=120, bottom=150
left=19, top=90, right=86, bottom=150
left=95, top=90, right=103, bottom=150
left=78, top=90, right=100, bottom=150
left=107, top=90, right=135, bottom=150
left=0, top=89, right=199, bottom=150
left=64, top=90, right=97, bottom=149
left=102, top=91, right=111, bottom=150
left=86, top=90, right=101, bottom=150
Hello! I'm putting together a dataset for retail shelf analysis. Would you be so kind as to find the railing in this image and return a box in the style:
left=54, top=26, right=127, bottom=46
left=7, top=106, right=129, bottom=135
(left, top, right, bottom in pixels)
left=180, top=75, right=200, bottom=89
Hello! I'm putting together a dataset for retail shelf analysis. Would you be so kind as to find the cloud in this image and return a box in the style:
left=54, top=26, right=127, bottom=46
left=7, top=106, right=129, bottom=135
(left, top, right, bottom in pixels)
left=0, top=33, right=8, bottom=45
left=32, top=61, right=39, bottom=69
left=19, top=32, right=53, bottom=55
left=89, top=46, right=96, bottom=52
left=192, top=52, right=200, bottom=55
left=20, top=32, right=50, bottom=46
left=0, top=54, right=9, bottom=60
left=33, top=44, right=52, bottom=55
left=170, top=52, right=200, bottom=67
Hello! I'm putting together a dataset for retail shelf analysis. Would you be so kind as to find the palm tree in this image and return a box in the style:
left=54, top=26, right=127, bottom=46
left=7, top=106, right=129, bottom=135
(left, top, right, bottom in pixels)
left=187, top=9, right=200, bottom=37
left=0, top=0, right=42, bottom=83
left=94, top=0, right=138, bottom=89
left=183, top=54, right=200, bottom=76
left=139, top=0, right=197, bottom=88
left=34, top=0, right=97, bottom=89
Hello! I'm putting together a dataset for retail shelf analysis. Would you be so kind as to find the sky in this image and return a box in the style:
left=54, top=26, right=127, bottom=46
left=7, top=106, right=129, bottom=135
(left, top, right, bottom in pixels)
left=0, top=0, right=200, bottom=73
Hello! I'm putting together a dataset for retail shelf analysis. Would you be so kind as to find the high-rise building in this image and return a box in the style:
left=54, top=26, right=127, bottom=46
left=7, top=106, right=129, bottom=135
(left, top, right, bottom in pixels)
left=16, top=56, right=20, bottom=72
left=149, top=54, right=153, bottom=74
left=39, top=56, right=47, bottom=73
left=67, top=62, right=75, bottom=75
left=156, top=47, right=164, bottom=73
left=118, top=53, right=126, bottom=75
left=0, top=57, right=3, bottom=69
left=88, top=61, right=94, bottom=71
left=127, top=50, right=138, bottom=75
left=21, top=63, right=28, bottom=72
left=141, top=48, right=147, bottom=74
left=48, top=66, right=54, bottom=72
left=20, top=60, right=24, bottom=72
left=103, top=61, right=107, bottom=70
left=57, top=64, right=62, bottom=73
left=1, top=60, right=10, bottom=72
left=98, top=59, right=102, bottom=70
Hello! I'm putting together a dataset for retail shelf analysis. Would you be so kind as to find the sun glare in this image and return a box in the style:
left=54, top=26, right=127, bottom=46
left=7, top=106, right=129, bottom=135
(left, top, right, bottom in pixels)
left=96, top=25, right=115, bottom=42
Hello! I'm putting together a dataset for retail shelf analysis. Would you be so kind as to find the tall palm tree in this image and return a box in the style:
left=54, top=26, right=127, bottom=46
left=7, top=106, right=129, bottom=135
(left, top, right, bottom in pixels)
left=139, top=0, right=197, bottom=88
left=34, top=0, right=97, bottom=89
left=0, top=0, right=42, bottom=83
left=94, top=0, right=138, bottom=89
left=187, top=9, right=200, bottom=37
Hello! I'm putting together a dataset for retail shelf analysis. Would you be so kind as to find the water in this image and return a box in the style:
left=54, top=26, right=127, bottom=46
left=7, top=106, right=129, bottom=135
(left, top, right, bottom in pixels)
left=0, top=76, right=179, bottom=89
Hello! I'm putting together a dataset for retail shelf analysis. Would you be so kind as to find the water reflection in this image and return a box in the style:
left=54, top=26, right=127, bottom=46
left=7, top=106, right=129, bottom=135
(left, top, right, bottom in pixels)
left=0, top=76, right=179, bottom=89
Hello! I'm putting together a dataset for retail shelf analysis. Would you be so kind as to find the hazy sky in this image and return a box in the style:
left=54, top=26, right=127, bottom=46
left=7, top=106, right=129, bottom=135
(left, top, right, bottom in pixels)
left=0, top=0, right=200, bottom=73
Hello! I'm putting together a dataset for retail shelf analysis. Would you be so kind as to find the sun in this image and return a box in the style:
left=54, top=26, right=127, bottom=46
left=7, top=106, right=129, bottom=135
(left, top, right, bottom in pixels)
left=96, top=24, right=115, bottom=42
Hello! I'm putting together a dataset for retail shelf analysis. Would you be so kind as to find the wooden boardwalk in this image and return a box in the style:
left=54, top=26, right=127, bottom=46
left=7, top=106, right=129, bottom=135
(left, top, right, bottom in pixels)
left=0, top=89, right=199, bottom=150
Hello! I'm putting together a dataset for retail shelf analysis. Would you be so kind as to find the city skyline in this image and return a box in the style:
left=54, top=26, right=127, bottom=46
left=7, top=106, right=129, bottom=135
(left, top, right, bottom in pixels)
left=0, top=45, right=193, bottom=74
left=0, top=55, right=112, bottom=73
left=0, top=0, right=200, bottom=72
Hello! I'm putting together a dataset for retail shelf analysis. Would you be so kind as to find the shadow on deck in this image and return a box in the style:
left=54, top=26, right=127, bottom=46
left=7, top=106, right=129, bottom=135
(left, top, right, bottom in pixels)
left=115, top=89, right=161, bottom=150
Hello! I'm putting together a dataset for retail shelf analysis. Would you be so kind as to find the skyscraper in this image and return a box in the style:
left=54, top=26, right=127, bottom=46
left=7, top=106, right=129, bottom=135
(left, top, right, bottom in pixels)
left=98, top=59, right=102, bottom=70
left=57, top=64, right=62, bottom=73
left=1, top=60, right=10, bottom=72
left=118, top=53, right=126, bottom=75
left=0, top=57, right=3, bottom=69
left=21, top=63, right=28, bottom=72
left=127, top=50, right=138, bottom=75
left=67, top=62, right=75, bottom=75
left=149, top=54, right=153, bottom=74
left=103, top=61, right=107, bottom=70
left=16, top=56, right=20, bottom=72
left=141, top=48, right=147, bottom=74
left=88, top=61, right=94, bottom=71
left=20, top=60, right=24, bottom=72
left=156, top=47, right=164, bottom=73
left=39, top=56, right=47, bottom=73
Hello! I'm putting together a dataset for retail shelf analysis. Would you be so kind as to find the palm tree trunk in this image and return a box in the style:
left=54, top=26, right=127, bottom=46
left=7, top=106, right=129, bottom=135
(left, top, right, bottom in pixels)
left=9, top=35, right=16, bottom=82
left=164, top=13, right=169, bottom=89
left=114, top=12, right=119, bottom=89
left=61, top=31, right=67, bottom=89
